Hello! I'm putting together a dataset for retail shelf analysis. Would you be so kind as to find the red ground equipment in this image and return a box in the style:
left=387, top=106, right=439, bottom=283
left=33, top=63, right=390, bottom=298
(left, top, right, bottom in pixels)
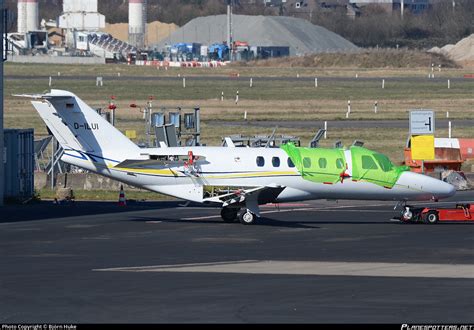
left=398, top=203, right=474, bottom=224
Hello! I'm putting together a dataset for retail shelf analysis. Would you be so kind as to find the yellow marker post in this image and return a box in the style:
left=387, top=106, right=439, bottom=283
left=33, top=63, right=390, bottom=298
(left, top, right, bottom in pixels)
left=125, top=130, right=137, bottom=139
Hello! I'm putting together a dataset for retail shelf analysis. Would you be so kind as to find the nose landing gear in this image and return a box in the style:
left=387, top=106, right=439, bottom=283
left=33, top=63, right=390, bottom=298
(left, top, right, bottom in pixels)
left=398, top=205, right=424, bottom=223
left=239, top=209, right=257, bottom=225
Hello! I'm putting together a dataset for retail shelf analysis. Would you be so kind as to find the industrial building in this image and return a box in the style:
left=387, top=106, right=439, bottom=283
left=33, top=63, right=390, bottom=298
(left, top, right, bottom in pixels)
left=7, top=0, right=144, bottom=61
left=349, top=0, right=431, bottom=14
left=264, top=0, right=434, bottom=17
left=17, top=0, right=39, bottom=33
left=128, top=0, right=147, bottom=48
left=6, top=1, right=360, bottom=63
left=8, top=0, right=48, bottom=56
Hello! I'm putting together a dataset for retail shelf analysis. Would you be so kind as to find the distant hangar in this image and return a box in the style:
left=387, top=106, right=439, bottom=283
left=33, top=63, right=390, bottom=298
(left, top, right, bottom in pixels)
left=155, top=14, right=358, bottom=57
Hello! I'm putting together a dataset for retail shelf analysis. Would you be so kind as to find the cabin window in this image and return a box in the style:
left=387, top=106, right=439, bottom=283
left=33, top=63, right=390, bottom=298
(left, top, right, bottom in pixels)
left=256, top=156, right=265, bottom=167
left=318, top=158, right=327, bottom=169
left=287, top=158, right=295, bottom=168
left=373, top=153, right=393, bottom=172
left=361, top=155, right=378, bottom=170
left=303, top=157, right=311, bottom=168
left=336, top=158, right=344, bottom=169
left=272, top=157, right=280, bottom=167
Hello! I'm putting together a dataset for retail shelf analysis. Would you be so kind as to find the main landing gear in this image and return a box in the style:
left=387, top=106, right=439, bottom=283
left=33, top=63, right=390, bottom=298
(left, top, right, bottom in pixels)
left=220, top=207, right=239, bottom=223
left=220, top=207, right=257, bottom=225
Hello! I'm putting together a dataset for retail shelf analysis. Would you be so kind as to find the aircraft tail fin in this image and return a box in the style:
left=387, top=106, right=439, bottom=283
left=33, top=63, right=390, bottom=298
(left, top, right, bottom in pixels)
left=16, top=89, right=140, bottom=161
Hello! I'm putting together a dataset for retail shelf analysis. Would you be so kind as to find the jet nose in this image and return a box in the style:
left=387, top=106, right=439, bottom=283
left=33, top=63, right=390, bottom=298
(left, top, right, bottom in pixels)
left=422, top=174, right=456, bottom=200
left=438, top=180, right=456, bottom=199
left=398, top=171, right=456, bottom=200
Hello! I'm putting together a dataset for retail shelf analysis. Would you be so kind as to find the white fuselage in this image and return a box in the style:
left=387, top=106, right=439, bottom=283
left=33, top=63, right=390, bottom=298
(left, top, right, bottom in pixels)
left=61, top=146, right=455, bottom=204
left=24, top=89, right=455, bottom=207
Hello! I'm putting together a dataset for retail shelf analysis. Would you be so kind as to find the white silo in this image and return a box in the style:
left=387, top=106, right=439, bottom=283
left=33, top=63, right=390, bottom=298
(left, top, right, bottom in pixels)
left=129, top=0, right=146, bottom=48
left=17, top=0, right=39, bottom=33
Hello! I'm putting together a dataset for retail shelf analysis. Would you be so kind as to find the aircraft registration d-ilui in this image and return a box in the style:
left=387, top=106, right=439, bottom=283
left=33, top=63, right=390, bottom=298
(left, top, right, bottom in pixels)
left=19, top=90, right=455, bottom=224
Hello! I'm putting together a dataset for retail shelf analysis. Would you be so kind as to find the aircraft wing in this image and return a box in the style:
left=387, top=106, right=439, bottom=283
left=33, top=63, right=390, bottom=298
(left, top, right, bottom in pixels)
left=115, top=156, right=208, bottom=169
left=115, top=159, right=186, bottom=169
left=204, top=184, right=286, bottom=216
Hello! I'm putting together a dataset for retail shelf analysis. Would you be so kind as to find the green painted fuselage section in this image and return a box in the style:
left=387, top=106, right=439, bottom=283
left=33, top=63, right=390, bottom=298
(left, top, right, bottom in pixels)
left=281, top=143, right=409, bottom=188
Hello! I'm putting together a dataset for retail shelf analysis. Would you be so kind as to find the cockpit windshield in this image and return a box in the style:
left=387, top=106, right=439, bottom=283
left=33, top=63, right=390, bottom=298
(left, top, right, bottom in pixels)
left=373, top=153, right=394, bottom=172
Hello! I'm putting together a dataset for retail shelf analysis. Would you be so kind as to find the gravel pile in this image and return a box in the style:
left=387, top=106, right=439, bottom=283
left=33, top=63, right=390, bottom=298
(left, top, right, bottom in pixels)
left=154, top=14, right=358, bottom=56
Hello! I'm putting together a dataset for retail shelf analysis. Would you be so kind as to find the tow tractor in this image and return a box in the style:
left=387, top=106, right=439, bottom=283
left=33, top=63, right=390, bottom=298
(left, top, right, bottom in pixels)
left=397, top=203, right=474, bottom=224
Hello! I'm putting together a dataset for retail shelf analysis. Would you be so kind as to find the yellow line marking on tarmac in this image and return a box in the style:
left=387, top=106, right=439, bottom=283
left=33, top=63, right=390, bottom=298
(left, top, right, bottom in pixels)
left=94, top=260, right=474, bottom=279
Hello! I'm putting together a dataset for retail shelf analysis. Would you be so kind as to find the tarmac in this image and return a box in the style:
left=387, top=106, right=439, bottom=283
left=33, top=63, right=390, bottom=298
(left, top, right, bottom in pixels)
left=1, top=192, right=473, bottom=323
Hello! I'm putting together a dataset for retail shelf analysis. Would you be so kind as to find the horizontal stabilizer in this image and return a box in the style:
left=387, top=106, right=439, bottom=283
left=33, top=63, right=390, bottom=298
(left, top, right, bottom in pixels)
left=13, top=92, right=73, bottom=100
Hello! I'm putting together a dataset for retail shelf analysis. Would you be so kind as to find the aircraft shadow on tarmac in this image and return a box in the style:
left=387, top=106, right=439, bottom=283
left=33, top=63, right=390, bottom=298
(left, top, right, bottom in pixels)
left=128, top=214, right=409, bottom=229
left=130, top=215, right=474, bottom=226
left=128, top=215, right=319, bottom=229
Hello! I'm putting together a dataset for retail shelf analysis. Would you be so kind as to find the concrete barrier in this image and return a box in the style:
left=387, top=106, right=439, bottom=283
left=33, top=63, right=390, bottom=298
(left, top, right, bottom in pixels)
left=61, top=173, right=141, bottom=190
left=8, top=55, right=106, bottom=65
left=34, top=173, right=140, bottom=191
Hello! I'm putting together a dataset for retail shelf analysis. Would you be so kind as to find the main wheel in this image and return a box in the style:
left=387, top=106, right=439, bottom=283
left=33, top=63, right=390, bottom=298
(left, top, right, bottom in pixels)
left=424, top=210, right=439, bottom=224
left=239, top=209, right=257, bottom=225
left=221, top=207, right=239, bottom=223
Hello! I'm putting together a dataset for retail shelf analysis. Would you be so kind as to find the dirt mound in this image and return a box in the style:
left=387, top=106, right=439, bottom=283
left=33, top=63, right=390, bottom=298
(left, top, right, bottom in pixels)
left=429, top=34, right=474, bottom=68
left=102, top=20, right=178, bottom=46
left=236, top=49, right=458, bottom=69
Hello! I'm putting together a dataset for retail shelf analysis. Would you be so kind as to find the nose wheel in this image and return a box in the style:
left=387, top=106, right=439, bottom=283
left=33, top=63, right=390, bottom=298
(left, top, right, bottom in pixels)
left=239, top=209, right=257, bottom=225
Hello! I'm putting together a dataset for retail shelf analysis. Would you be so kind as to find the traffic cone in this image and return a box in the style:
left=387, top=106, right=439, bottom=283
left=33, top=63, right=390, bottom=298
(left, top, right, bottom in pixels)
left=118, top=185, right=126, bottom=206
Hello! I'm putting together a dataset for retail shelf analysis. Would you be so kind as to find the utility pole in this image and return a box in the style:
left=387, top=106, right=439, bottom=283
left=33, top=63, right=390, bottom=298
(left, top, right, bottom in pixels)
left=401, top=0, right=404, bottom=20
left=227, top=0, right=233, bottom=62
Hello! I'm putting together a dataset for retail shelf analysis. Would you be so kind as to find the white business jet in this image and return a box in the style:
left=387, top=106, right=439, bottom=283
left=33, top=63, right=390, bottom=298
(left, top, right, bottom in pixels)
left=18, top=90, right=455, bottom=224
